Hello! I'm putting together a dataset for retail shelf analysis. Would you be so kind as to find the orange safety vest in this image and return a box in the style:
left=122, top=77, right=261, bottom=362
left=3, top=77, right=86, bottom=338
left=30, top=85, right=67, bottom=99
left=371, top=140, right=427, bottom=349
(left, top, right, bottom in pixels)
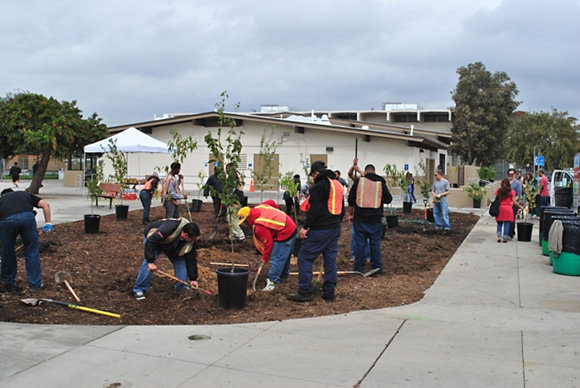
left=253, top=205, right=288, bottom=231
left=355, top=177, right=383, bottom=209
left=251, top=205, right=288, bottom=253
left=327, top=178, right=344, bottom=215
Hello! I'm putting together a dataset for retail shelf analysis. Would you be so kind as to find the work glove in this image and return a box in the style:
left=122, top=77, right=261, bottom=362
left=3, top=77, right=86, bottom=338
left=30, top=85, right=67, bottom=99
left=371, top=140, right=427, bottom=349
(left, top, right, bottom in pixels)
left=42, top=223, right=53, bottom=234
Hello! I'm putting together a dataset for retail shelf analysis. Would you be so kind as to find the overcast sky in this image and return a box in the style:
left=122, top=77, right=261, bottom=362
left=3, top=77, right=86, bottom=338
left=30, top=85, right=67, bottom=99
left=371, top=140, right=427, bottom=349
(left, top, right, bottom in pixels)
left=1, top=0, right=579, bottom=127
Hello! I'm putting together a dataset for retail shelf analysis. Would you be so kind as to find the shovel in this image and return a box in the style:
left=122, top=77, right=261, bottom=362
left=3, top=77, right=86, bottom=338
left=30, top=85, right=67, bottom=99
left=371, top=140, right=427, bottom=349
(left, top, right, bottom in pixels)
left=312, top=262, right=324, bottom=294
left=156, top=269, right=212, bottom=295
left=290, top=268, right=380, bottom=277
left=252, top=262, right=264, bottom=292
left=21, top=298, right=120, bottom=319
left=181, top=181, right=192, bottom=221
left=209, top=204, right=223, bottom=240
left=55, top=271, right=81, bottom=303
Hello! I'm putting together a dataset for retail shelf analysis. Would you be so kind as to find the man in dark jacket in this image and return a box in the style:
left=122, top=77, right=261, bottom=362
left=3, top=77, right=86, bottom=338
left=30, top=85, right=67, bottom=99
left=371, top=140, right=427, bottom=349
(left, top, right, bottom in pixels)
left=132, top=218, right=200, bottom=300
left=288, top=161, right=344, bottom=302
left=348, top=163, right=392, bottom=274
left=203, top=167, right=225, bottom=219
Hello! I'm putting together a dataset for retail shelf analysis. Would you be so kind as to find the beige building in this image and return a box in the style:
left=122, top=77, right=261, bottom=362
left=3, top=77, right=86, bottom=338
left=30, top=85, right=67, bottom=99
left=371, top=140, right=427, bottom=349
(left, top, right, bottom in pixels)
left=101, top=107, right=457, bottom=196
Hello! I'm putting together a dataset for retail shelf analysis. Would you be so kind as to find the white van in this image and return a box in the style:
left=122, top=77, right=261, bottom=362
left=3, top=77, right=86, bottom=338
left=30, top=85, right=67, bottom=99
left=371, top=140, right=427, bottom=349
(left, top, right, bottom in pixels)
left=550, top=152, right=580, bottom=213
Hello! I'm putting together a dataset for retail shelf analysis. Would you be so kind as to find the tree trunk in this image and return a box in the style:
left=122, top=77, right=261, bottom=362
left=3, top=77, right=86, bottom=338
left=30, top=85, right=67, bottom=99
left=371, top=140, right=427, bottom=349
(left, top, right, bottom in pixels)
left=26, top=150, right=51, bottom=195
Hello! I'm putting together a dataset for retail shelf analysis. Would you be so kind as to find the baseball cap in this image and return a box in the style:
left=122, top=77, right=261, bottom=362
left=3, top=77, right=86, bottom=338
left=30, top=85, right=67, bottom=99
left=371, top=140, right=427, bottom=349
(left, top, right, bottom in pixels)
left=238, top=206, right=251, bottom=225
left=309, top=161, right=326, bottom=176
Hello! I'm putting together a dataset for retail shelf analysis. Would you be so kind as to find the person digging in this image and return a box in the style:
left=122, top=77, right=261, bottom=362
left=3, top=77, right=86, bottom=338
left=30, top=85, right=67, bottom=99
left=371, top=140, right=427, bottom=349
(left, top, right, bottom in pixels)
left=132, top=218, right=200, bottom=300
left=238, top=200, right=296, bottom=291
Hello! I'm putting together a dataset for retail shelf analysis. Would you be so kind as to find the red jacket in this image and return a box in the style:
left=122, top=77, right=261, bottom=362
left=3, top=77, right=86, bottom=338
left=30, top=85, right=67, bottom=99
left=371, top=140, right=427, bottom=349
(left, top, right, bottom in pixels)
left=247, top=202, right=296, bottom=263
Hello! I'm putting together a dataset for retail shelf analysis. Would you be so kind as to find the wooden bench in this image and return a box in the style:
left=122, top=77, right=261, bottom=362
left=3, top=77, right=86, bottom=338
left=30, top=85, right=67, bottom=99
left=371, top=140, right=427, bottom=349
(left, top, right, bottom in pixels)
left=95, top=183, right=122, bottom=209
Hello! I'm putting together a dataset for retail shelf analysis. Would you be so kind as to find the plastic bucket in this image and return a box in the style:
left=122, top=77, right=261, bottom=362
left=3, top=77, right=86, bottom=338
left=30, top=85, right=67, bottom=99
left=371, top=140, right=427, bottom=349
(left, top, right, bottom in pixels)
left=216, top=268, right=250, bottom=309
left=84, top=214, right=100, bottom=234
left=516, top=222, right=533, bottom=242
left=386, top=215, right=398, bottom=228
left=191, top=199, right=203, bottom=212
left=115, top=205, right=129, bottom=220
left=552, top=252, right=580, bottom=276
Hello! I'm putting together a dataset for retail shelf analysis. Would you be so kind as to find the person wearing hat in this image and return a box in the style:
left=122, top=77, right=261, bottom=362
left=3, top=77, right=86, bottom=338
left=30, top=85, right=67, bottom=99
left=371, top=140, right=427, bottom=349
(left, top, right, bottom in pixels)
left=287, top=160, right=344, bottom=302
left=140, top=171, right=160, bottom=225
left=238, top=200, right=296, bottom=291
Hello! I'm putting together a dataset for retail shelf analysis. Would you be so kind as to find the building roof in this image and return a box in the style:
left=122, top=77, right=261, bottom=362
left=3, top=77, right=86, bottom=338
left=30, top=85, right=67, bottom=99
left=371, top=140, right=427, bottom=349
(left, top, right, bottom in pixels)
left=108, top=111, right=451, bottom=151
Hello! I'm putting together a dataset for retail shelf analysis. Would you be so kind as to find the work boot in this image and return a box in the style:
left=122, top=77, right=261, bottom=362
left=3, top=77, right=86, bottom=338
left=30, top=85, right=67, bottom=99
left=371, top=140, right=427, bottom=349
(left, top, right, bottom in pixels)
left=322, top=292, right=335, bottom=302
left=287, top=291, right=311, bottom=302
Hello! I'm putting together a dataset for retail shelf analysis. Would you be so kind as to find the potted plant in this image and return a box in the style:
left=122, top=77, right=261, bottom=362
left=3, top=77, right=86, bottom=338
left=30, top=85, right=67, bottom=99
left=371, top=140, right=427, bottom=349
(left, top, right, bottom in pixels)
left=104, top=139, right=129, bottom=219
left=192, top=169, right=205, bottom=212
left=517, top=209, right=534, bottom=242
left=463, top=182, right=486, bottom=208
left=85, top=161, right=104, bottom=233
left=478, top=166, right=496, bottom=186
left=205, top=91, right=251, bottom=309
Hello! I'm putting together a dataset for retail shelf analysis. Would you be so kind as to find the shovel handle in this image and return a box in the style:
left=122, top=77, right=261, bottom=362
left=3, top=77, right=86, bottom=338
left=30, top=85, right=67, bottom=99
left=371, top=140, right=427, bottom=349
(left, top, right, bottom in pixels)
left=43, top=299, right=120, bottom=318
left=64, top=280, right=81, bottom=303
left=252, top=263, right=263, bottom=292
left=156, top=270, right=212, bottom=295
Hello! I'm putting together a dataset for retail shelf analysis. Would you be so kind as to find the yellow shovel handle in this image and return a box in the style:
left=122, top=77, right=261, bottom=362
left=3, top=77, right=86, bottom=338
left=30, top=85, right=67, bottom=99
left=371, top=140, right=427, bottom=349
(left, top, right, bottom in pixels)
left=68, top=304, right=121, bottom=319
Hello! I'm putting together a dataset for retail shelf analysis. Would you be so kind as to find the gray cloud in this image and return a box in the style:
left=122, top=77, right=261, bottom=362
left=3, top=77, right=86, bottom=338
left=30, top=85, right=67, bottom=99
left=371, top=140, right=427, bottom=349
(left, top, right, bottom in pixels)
left=1, top=0, right=578, bottom=126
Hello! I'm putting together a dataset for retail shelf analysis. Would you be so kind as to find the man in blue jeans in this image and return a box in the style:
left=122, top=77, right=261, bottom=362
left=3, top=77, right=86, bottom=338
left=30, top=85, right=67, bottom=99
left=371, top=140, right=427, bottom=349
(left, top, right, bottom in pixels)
left=288, top=161, right=344, bottom=302
left=0, top=188, right=52, bottom=292
left=348, top=161, right=392, bottom=274
left=238, top=199, right=296, bottom=291
left=132, top=218, right=200, bottom=300
left=430, top=169, right=451, bottom=233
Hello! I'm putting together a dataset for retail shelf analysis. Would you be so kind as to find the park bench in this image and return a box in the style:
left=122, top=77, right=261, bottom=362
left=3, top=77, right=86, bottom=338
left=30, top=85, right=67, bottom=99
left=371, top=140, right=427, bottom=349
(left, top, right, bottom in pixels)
left=95, top=183, right=122, bottom=209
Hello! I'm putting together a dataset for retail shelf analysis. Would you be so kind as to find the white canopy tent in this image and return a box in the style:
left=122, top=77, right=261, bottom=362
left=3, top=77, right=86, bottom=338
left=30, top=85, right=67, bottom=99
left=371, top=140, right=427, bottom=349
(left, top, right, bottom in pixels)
left=84, top=127, right=170, bottom=154
left=83, top=127, right=171, bottom=189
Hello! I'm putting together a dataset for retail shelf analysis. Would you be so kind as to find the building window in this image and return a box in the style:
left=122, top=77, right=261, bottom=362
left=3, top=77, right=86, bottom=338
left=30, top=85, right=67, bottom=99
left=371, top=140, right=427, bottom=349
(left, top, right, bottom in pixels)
left=18, top=157, right=29, bottom=170
left=393, top=114, right=419, bottom=123
left=423, top=113, right=450, bottom=122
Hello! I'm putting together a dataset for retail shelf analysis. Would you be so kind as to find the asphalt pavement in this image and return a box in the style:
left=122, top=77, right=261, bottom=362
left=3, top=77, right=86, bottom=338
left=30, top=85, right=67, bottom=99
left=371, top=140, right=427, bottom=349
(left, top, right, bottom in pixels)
left=0, top=179, right=578, bottom=387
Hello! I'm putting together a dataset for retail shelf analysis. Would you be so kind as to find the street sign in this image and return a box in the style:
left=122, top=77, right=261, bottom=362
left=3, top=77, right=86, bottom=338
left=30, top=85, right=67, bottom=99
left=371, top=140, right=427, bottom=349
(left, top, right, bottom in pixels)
left=404, top=164, right=409, bottom=171
left=535, top=156, right=544, bottom=167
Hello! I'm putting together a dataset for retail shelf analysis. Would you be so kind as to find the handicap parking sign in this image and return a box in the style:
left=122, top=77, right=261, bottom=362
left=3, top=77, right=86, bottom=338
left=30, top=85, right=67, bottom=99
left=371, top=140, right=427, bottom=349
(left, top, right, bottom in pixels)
left=535, top=156, right=544, bottom=166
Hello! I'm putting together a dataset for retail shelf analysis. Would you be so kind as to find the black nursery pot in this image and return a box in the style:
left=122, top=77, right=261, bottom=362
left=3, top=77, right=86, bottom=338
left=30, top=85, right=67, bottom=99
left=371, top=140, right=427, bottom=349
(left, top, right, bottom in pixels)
left=191, top=199, right=203, bottom=212
left=115, top=205, right=129, bottom=220
left=403, top=201, right=413, bottom=213
left=84, top=214, right=100, bottom=233
left=386, top=215, right=399, bottom=228
left=216, top=268, right=251, bottom=309
left=517, top=222, right=533, bottom=242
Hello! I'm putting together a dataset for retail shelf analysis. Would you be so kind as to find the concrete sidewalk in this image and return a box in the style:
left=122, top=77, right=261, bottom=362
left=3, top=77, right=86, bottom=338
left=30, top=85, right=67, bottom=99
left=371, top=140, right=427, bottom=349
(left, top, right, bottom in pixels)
left=0, top=180, right=579, bottom=387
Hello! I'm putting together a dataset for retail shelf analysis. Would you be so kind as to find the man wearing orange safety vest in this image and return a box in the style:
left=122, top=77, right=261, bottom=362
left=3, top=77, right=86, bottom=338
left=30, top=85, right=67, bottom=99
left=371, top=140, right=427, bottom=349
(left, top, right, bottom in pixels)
left=288, top=161, right=344, bottom=303
left=348, top=162, right=392, bottom=275
left=238, top=200, right=296, bottom=291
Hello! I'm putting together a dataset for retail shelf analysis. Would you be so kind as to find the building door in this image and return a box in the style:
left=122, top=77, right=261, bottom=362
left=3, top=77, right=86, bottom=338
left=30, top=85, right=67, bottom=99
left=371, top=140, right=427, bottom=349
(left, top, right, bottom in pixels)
left=253, top=154, right=280, bottom=191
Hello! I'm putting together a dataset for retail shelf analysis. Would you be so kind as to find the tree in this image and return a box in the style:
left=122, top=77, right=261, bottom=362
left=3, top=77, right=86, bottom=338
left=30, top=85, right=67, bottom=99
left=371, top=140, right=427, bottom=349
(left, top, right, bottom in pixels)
left=450, top=62, right=520, bottom=166
left=506, top=109, right=580, bottom=170
left=252, top=127, right=277, bottom=202
left=204, top=91, right=244, bottom=252
left=0, top=92, right=108, bottom=194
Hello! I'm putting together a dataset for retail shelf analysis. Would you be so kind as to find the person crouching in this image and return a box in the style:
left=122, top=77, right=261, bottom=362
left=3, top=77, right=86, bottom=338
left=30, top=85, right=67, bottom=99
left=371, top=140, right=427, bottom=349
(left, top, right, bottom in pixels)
left=238, top=200, right=296, bottom=291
